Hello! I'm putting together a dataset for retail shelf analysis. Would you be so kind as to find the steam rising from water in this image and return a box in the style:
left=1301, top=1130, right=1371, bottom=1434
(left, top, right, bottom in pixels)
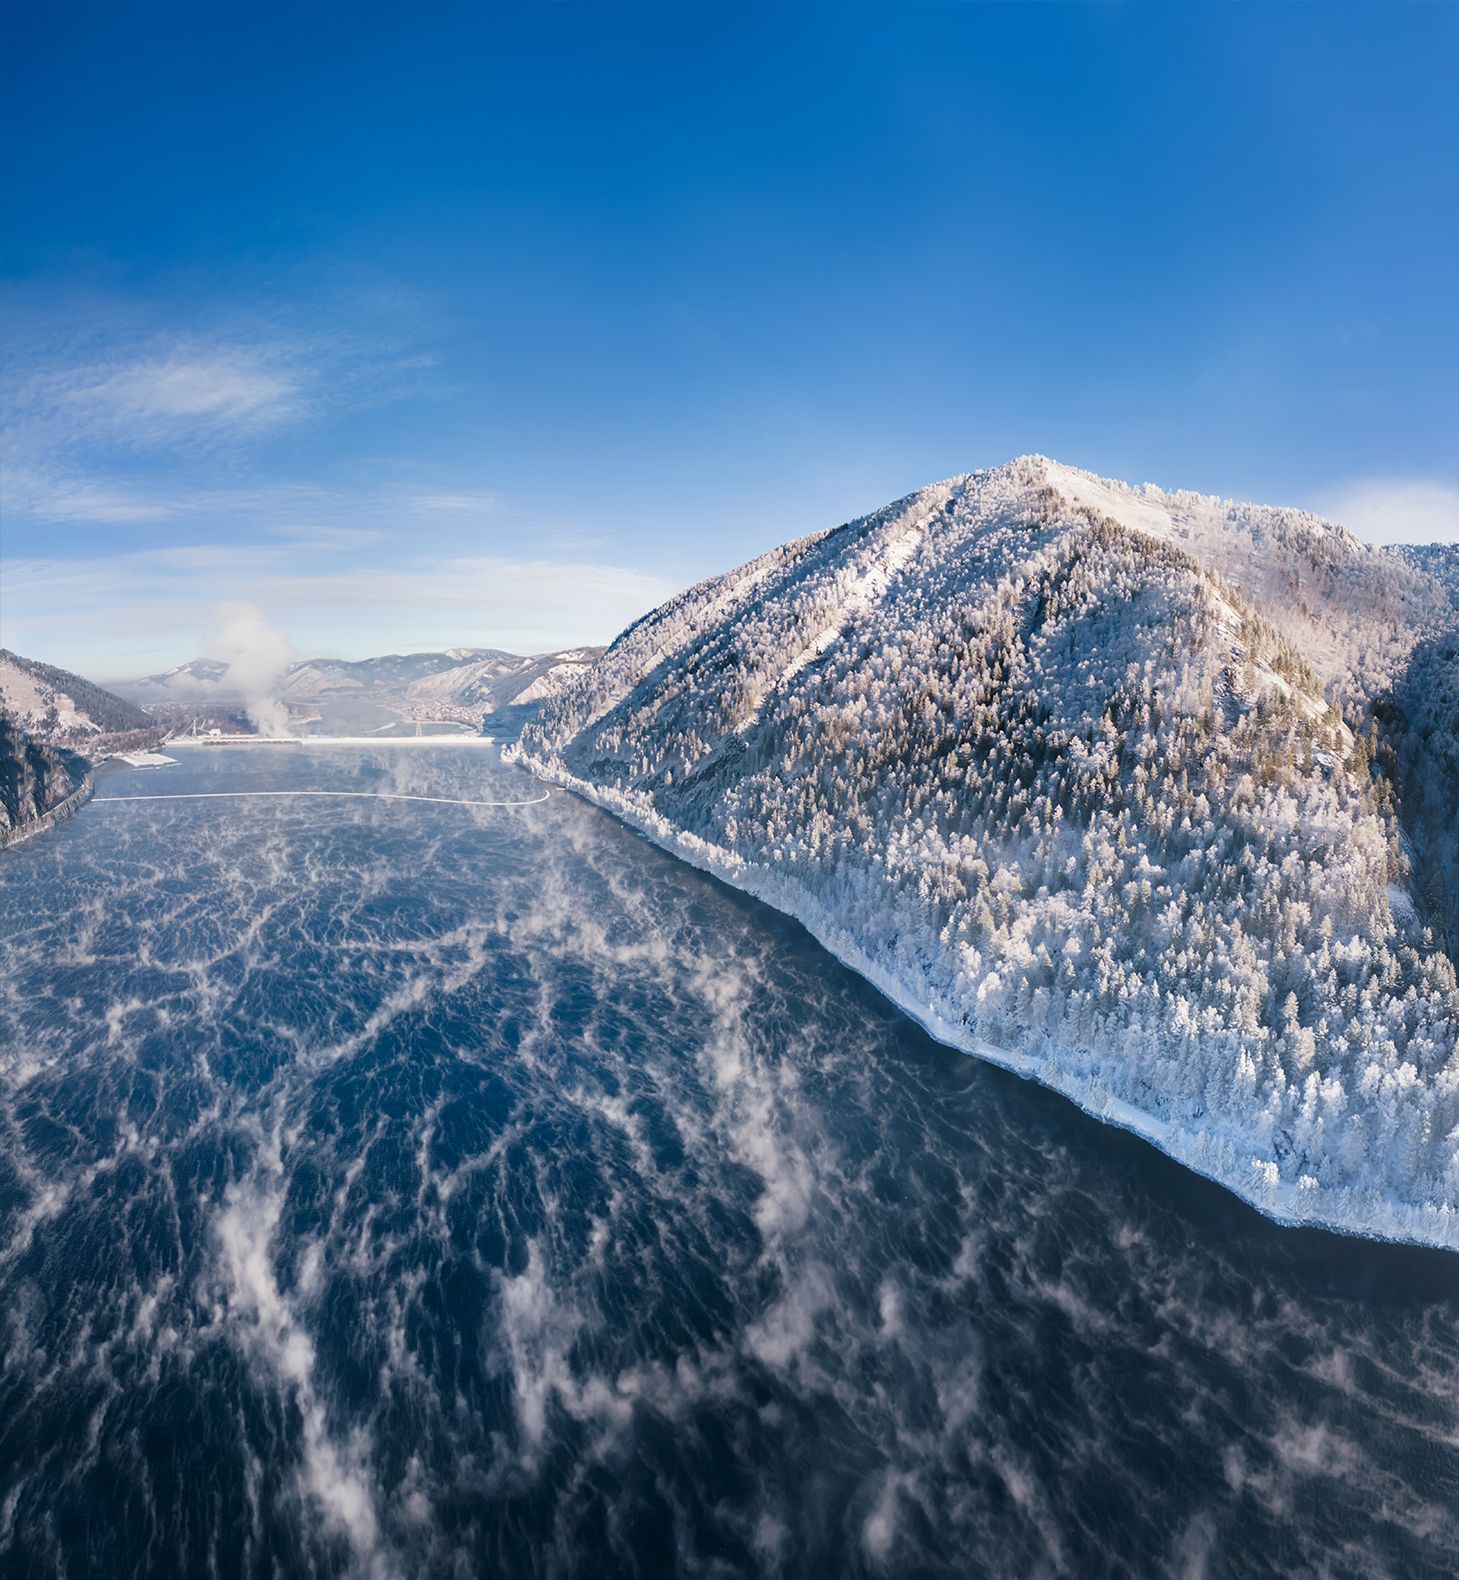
left=208, top=601, right=293, bottom=734
left=1, top=745, right=1456, bottom=1578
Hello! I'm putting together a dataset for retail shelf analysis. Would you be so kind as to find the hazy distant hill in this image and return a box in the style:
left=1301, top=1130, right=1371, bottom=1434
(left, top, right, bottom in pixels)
left=513, top=455, right=1459, bottom=1248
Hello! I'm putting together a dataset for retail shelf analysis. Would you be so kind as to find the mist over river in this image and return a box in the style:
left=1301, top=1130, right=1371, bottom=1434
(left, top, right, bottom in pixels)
left=2, top=745, right=1457, bottom=1578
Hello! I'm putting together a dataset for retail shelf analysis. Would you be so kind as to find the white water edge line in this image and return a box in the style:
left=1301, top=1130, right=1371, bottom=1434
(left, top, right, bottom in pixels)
left=94, top=788, right=551, bottom=809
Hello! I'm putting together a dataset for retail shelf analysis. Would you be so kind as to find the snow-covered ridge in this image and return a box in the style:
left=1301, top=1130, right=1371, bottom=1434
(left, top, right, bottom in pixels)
left=510, top=456, right=1459, bottom=1250
left=1032, top=456, right=1439, bottom=692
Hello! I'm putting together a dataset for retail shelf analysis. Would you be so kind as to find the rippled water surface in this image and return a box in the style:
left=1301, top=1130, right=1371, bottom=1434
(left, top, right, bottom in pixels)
left=2, top=745, right=1457, bottom=1578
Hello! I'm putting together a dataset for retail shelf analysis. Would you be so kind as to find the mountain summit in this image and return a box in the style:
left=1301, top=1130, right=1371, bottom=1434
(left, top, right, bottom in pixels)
left=511, top=457, right=1459, bottom=1248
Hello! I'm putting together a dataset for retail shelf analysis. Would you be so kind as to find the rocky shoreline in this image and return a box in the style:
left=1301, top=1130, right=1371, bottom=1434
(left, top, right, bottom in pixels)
left=0, top=713, right=94, bottom=851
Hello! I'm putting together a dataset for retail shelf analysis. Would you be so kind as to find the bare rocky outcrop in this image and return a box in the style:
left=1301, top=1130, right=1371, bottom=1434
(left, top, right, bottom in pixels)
left=0, top=712, right=92, bottom=849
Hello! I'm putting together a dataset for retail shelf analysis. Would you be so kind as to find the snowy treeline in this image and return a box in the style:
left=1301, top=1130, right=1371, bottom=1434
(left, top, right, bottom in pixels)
left=511, top=459, right=1459, bottom=1247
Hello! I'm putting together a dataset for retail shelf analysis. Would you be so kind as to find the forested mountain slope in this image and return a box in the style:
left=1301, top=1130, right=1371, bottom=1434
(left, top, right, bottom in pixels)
left=510, top=457, right=1459, bottom=1248
left=1391, top=543, right=1459, bottom=608
left=0, top=649, right=153, bottom=742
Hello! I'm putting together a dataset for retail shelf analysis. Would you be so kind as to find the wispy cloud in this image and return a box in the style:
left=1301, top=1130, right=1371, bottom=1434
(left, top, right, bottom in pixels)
left=413, top=492, right=502, bottom=515
left=6, top=339, right=303, bottom=462
left=266, top=524, right=385, bottom=550
left=76, top=351, right=296, bottom=431
left=0, top=281, right=447, bottom=533
left=1, top=469, right=186, bottom=525
left=1313, top=479, right=1459, bottom=546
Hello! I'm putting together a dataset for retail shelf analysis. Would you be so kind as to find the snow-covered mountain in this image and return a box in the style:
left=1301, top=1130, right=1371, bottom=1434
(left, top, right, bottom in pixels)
left=276, top=649, right=505, bottom=697
left=402, top=648, right=599, bottom=712
left=510, top=456, right=1459, bottom=1249
left=140, top=658, right=232, bottom=693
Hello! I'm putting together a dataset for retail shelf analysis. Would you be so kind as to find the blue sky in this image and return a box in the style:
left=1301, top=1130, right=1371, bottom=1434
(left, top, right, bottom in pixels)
left=2, top=1, right=1456, bottom=678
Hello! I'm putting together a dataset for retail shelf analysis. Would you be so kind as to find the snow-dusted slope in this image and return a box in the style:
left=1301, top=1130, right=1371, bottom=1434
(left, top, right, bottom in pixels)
left=511, top=456, right=1459, bottom=1250
left=1392, top=543, right=1459, bottom=610
left=0, top=649, right=154, bottom=743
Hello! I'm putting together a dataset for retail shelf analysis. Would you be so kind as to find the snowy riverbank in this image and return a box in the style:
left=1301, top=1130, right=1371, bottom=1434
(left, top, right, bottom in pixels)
left=507, top=741, right=1459, bottom=1254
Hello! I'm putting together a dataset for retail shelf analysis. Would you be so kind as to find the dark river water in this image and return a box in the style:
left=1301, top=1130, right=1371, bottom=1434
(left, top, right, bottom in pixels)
left=2, top=745, right=1456, bottom=1578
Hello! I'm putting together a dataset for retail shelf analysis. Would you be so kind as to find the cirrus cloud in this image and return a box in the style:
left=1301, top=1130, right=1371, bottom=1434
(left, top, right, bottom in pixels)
left=75, top=352, right=296, bottom=430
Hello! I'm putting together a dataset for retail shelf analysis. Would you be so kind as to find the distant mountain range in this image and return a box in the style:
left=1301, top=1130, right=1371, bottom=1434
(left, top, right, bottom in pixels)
left=511, top=455, right=1459, bottom=1249
left=119, top=645, right=603, bottom=728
